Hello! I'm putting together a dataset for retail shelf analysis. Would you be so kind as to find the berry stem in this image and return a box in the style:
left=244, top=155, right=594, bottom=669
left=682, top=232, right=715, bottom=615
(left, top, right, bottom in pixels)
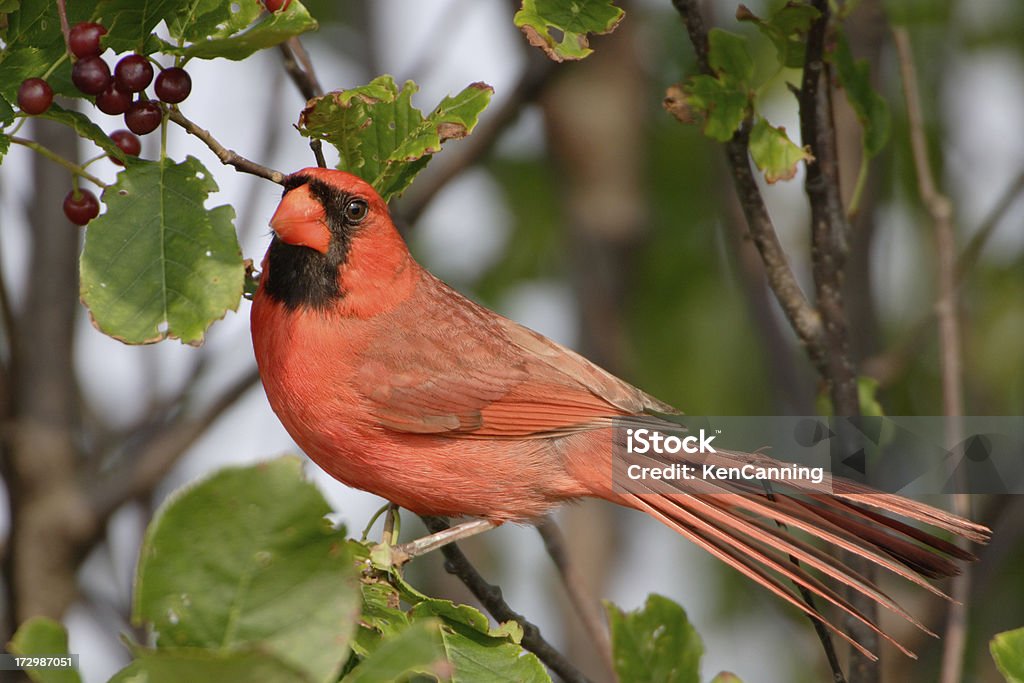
left=160, top=106, right=169, bottom=160
left=10, top=137, right=109, bottom=188
left=41, top=52, right=69, bottom=82
left=56, top=0, right=71, bottom=55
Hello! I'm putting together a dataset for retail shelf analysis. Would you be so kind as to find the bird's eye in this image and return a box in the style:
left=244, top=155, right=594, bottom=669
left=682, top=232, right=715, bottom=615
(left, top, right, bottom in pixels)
left=344, top=199, right=368, bottom=224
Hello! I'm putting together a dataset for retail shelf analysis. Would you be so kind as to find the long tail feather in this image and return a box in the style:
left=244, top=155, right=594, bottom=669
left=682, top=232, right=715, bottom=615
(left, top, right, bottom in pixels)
left=611, top=449, right=989, bottom=658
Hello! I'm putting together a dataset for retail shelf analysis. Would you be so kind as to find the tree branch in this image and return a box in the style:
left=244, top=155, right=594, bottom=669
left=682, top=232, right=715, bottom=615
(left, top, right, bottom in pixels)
left=167, top=109, right=285, bottom=184
left=892, top=27, right=971, bottom=683
left=799, top=3, right=874, bottom=679
left=89, top=368, right=261, bottom=523
left=670, top=0, right=825, bottom=371
left=419, top=516, right=592, bottom=683
left=279, top=37, right=324, bottom=100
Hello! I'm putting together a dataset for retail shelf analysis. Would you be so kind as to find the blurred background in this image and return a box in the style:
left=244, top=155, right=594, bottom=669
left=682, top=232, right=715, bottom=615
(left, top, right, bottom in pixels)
left=1, top=0, right=1022, bottom=681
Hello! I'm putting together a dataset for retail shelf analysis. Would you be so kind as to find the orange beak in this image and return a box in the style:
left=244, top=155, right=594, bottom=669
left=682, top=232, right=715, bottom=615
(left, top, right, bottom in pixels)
left=269, top=184, right=331, bottom=254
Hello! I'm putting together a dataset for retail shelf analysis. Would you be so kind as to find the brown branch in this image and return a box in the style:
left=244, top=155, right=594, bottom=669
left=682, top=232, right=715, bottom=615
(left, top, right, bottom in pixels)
left=419, top=516, right=592, bottom=683
left=167, top=109, right=285, bottom=184
left=892, top=27, right=971, bottom=683
left=536, top=516, right=614, bottom=680
left=89, top=368, right=261, bottom=523
left=670, top=0, right=825, bottom=371
left=278, top=37, right=323, bottom=101
left=862, top=166, right=1024, bottom=387
left=799, top=3, right=875, bottom=679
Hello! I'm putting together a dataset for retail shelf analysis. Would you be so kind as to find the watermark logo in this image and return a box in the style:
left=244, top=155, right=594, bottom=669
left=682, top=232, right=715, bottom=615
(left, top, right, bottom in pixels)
left=626, top=427, right=718, bottom=454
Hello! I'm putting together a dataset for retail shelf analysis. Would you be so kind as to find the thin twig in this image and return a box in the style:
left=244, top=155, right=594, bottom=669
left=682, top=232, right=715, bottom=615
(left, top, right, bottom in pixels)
left=11, top=137, right=108, bottom=188
left=167, top=109, right=285, bottom=184
left=536, top=516, right=615, bottom=680
left=279, top=37, right=323, bottom=101
left=670, top=0, right=826, bottom=372
left=862, top=166, right=1024, bottom=387
left=89, top=368, right=262, bottom=523
left=957, top=167, right=1024, bottom=280
left=892, top=27, right=971, bottom=683
left=419, top=516, right=592, bottom=683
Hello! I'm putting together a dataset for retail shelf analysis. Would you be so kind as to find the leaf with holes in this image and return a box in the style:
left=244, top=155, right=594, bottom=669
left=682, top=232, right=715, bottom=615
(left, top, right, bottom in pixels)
left=298, top=75, right=492, bottom=201
left=134, top=457, right=360, bottom=683
left=749, top=115, right=813, bottom=183
left=514, top=0, right=624, bottom=62
left=79, top=156, right=243, bottom=345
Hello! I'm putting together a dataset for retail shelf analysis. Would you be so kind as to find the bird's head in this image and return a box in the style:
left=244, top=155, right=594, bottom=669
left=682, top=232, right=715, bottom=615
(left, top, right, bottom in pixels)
left=260, top=168, right=417, bottom=315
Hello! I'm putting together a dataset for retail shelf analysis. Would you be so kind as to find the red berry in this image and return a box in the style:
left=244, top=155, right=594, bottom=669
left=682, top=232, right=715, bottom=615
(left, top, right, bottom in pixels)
left=114, top=54, right=154, bottom=93
left=68, top=22, right=107, bottom=59
left=63, top=189, right=100, bottom=225
left=109, top=129, right=141, bottom=165
left=96, top=83, right=131, bottom=114
left=263, top=0, right=292, bottom=11
left=72, top=56, right=111, bottom=95
left=154, top=67, right=191, bottom=104
left=124, top=100, right=162, bottom=135
left=17, top=78, right=53, bottom=115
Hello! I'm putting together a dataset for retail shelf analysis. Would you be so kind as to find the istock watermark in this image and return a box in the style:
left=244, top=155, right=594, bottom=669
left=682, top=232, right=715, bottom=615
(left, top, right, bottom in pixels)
left=611, top=416, right=1024, bottom=495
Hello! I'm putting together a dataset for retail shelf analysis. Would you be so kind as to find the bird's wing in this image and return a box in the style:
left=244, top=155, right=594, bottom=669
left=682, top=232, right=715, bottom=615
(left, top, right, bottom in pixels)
left=354, top=275, right=678, bottom=438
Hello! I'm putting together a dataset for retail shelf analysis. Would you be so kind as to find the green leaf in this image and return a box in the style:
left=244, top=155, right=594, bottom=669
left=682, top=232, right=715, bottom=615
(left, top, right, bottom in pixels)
left=708, top=29, right=754, bottom=85
left=514, top=0, right=624, bottom=62
left=0, top=0, right=21, bottom=15
left=0, top=92, right=15, bottom=125
left=0, top=133, right=9, bottom=163
left=298, top=76, right=493, bottom=201
left=165, top=1, right=318, bottom=61
left=7, top=617, right=82, bottom=683
left=606, top=595, right=702, bottom=683
left=832, top=31, right=890, bottom=158
left=992, top=627, right=1024, bottom=683
left=748, top=115, right=812, bottom=183
left=38, top=103, right=128, bottom=161
left=79, top=156, right=243, bottom=345
left=682, top=74, right=749, bottom=142
left=110, top=647, right=311, bottom=683
left=94, top=0, right=191, bottom=54
left=133, top=457, right=360, bottom=683
left=167, top=0, right=263, bottom=43
left=342, top=619, right=447, bottom=683
left=738, top=2, right=820, bottom=68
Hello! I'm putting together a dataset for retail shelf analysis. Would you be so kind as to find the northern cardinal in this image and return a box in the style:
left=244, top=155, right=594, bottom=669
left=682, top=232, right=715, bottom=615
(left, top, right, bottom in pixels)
left=250, top=167, right=988, bottom=659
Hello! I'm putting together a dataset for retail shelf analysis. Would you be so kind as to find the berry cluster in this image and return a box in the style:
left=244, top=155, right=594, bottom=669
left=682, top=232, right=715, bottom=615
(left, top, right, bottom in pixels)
left=15, top=21, right=195, bottom=224
left=16, top=20, right=192, bottom=137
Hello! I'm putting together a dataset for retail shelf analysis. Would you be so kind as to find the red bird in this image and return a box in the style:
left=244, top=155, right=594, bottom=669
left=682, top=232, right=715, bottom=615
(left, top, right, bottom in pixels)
left=251, top=167, right=988, bottom=658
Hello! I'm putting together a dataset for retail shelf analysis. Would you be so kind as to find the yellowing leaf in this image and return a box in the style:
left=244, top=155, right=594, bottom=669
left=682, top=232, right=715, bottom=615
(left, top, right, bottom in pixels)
left=749, top=116, right=813, bottom=183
